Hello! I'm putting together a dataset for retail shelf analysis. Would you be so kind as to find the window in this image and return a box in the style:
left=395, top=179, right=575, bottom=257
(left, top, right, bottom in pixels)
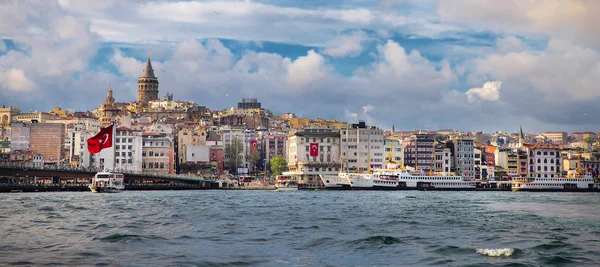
left=128, top=159, right=132, bottom=164
left=160, top=162, right=164, bottom=169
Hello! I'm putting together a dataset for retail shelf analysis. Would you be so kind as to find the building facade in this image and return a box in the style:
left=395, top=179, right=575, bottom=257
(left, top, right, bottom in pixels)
left=403, top=133, right=435, bottom=173
left=340, top=122, right=385, bottom=172
left=383, top=138, right=403, bottom=165
left=285, top=127, right=341, bottom=186
left=524, top=143, right=562, bottom=178
left=539, top=132, right=567, bottom=144
left=448, top=136, right=475, bottom=179
left=142, top=133, right=173, bottom=174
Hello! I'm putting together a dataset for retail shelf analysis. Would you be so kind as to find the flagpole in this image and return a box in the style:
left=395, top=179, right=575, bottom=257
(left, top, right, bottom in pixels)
left=112, top=120, right=117, bottom=173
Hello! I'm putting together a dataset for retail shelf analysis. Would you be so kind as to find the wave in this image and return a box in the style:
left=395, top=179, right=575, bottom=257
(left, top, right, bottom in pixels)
left=476, top=248, right=515, bottom=257
left=93, top=233, right=167, bottom=243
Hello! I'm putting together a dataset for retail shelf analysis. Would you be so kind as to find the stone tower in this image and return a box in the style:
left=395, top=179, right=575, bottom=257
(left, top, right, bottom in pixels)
left=137, top=52, right=159, bottom=106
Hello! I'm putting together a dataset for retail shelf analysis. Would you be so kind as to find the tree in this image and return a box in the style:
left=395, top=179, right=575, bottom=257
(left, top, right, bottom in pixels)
left=225, top=137, right=244, bottom=173
left=270, top=156, right=287, bottom=176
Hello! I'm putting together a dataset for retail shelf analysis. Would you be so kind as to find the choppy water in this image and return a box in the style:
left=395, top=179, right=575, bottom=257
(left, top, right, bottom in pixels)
left=1, top=191, right=599, bottom=266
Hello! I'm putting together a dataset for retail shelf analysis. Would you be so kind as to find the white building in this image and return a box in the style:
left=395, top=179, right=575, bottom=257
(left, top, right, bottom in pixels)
left=85, top=126, right=143, bottom=172
left=340, top=122, right=385, bottom=172
left=524, top=143, right=562, bottom=178
left=434, top=146, right=452, bottom=174
left=285, top=127, right=341, bottom=186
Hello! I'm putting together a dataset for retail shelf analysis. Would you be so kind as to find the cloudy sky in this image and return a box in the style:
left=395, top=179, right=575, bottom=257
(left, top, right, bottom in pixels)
left=1, top=0, right=599, bottom=133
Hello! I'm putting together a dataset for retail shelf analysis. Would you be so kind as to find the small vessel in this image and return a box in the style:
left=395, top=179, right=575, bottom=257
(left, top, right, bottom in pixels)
left=275, top=175, right=298, bottom=191
left=89, top=171, right=125, bottom=193
left=512, top=171, right=598, bottom=192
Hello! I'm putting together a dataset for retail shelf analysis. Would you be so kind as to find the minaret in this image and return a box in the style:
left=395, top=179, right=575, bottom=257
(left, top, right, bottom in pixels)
left=137, top=52, right=159, bottom=106
left=518, top=126, right=524, bottom=148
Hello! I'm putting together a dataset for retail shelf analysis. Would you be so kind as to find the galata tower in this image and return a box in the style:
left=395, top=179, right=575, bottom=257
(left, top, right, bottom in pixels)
left=137, top=52, right=159, bottom=106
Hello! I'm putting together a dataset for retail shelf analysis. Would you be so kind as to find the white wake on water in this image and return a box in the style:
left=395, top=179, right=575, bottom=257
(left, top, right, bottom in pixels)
left=476, top=248, right=515, bottom=257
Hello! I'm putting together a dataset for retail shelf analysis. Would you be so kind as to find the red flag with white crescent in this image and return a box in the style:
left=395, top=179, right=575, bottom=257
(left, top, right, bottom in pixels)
left=310, top=143, right=319, bottom=157
left=87, top=124, right=114, bottom=154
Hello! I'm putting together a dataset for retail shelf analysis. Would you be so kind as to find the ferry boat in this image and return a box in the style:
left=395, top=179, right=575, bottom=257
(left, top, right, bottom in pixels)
left=512, top=171, right=598, bottom=192
left=348, top=162, right=477, bottom=190
left=319, top=172, right=358, bottom=190
left=89, top=171, right=125, bottom=193
left=274, top=175, right=298, bottom=191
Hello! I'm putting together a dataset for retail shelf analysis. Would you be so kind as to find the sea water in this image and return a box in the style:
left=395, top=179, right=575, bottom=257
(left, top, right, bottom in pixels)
left=1, top=191, right=598, bottom=266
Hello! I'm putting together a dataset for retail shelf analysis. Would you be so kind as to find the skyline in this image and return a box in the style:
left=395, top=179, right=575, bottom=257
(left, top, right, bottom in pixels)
left=1, top=0, right=599, bottom=133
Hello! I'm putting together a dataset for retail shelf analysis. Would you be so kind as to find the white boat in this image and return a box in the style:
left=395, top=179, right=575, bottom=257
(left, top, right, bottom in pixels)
left=340, top=161, right=477, bottom=190
left=89, top=171, right=125, bottom=193
left=275, top=175, right=298, bottom=191
left=512, top=171, right=598, bottom=192
left=319, top=172, right=357, bottom=190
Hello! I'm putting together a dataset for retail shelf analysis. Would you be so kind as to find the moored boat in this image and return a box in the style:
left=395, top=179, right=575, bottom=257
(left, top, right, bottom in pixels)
left=89, top=171, right=125, bottom=193
left=511, top=172, right=598, bottom=192
left=275, top=175, right=298, bottom=191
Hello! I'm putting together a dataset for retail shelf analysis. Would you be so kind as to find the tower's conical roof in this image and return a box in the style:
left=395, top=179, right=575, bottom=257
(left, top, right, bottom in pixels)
left=142, top=52, right=156, bottom=78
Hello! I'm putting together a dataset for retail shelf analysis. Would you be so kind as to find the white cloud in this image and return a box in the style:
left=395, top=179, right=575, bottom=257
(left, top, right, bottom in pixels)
left=438, top=0, right=600, bottom=46
left=0, top=69, right=36, bottom=92
left=465, top=81, right=501, bottom=103
left=286, top=50, right=328, bottom=87
left=323, top=31, right=369, bottom=58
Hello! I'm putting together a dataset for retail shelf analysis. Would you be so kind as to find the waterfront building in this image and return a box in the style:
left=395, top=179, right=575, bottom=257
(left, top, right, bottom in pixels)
left=523, top=143, right=562, bottom=178
left=474, top=146, right=483, bottom=179
left=137, top=53, right=159, bottom=106
left=383, top=138, right=403, bottom=165
left=176, top=126, right=208, bottom=165
left=9, top=123, right=65, bottom=165
left=263, top=132, right=287, bottom=165
left=434, top=145, right=452, bottom=174
left=403, top=133, right=435, bottom=173
left=142, top=132, right=173, bottom=174
left=447, top=136, right=475, bottom=179
left=495, top=148, right=519, bottom=176
left=484, top=145, right=496, bottom=179
left=340, top=121, right=385, bottom=172
left=85, top=126, right=143, bottom=172
left=285, top=127, right=341, bottom=186
left=220, top=126, right=258, bottom=174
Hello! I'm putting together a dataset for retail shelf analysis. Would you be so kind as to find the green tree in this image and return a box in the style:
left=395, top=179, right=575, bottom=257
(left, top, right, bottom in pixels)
left=270, top=156, right=288, bottom=176
left=225, top=137, right=244, bottom=173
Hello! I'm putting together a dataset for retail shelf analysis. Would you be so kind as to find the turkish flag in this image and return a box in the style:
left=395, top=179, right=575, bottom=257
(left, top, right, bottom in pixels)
left=87, top=124, right=114, bottom=154
left=310, top=143, right=319, bottom=157
left=250, top=140, right=257, bottom=147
